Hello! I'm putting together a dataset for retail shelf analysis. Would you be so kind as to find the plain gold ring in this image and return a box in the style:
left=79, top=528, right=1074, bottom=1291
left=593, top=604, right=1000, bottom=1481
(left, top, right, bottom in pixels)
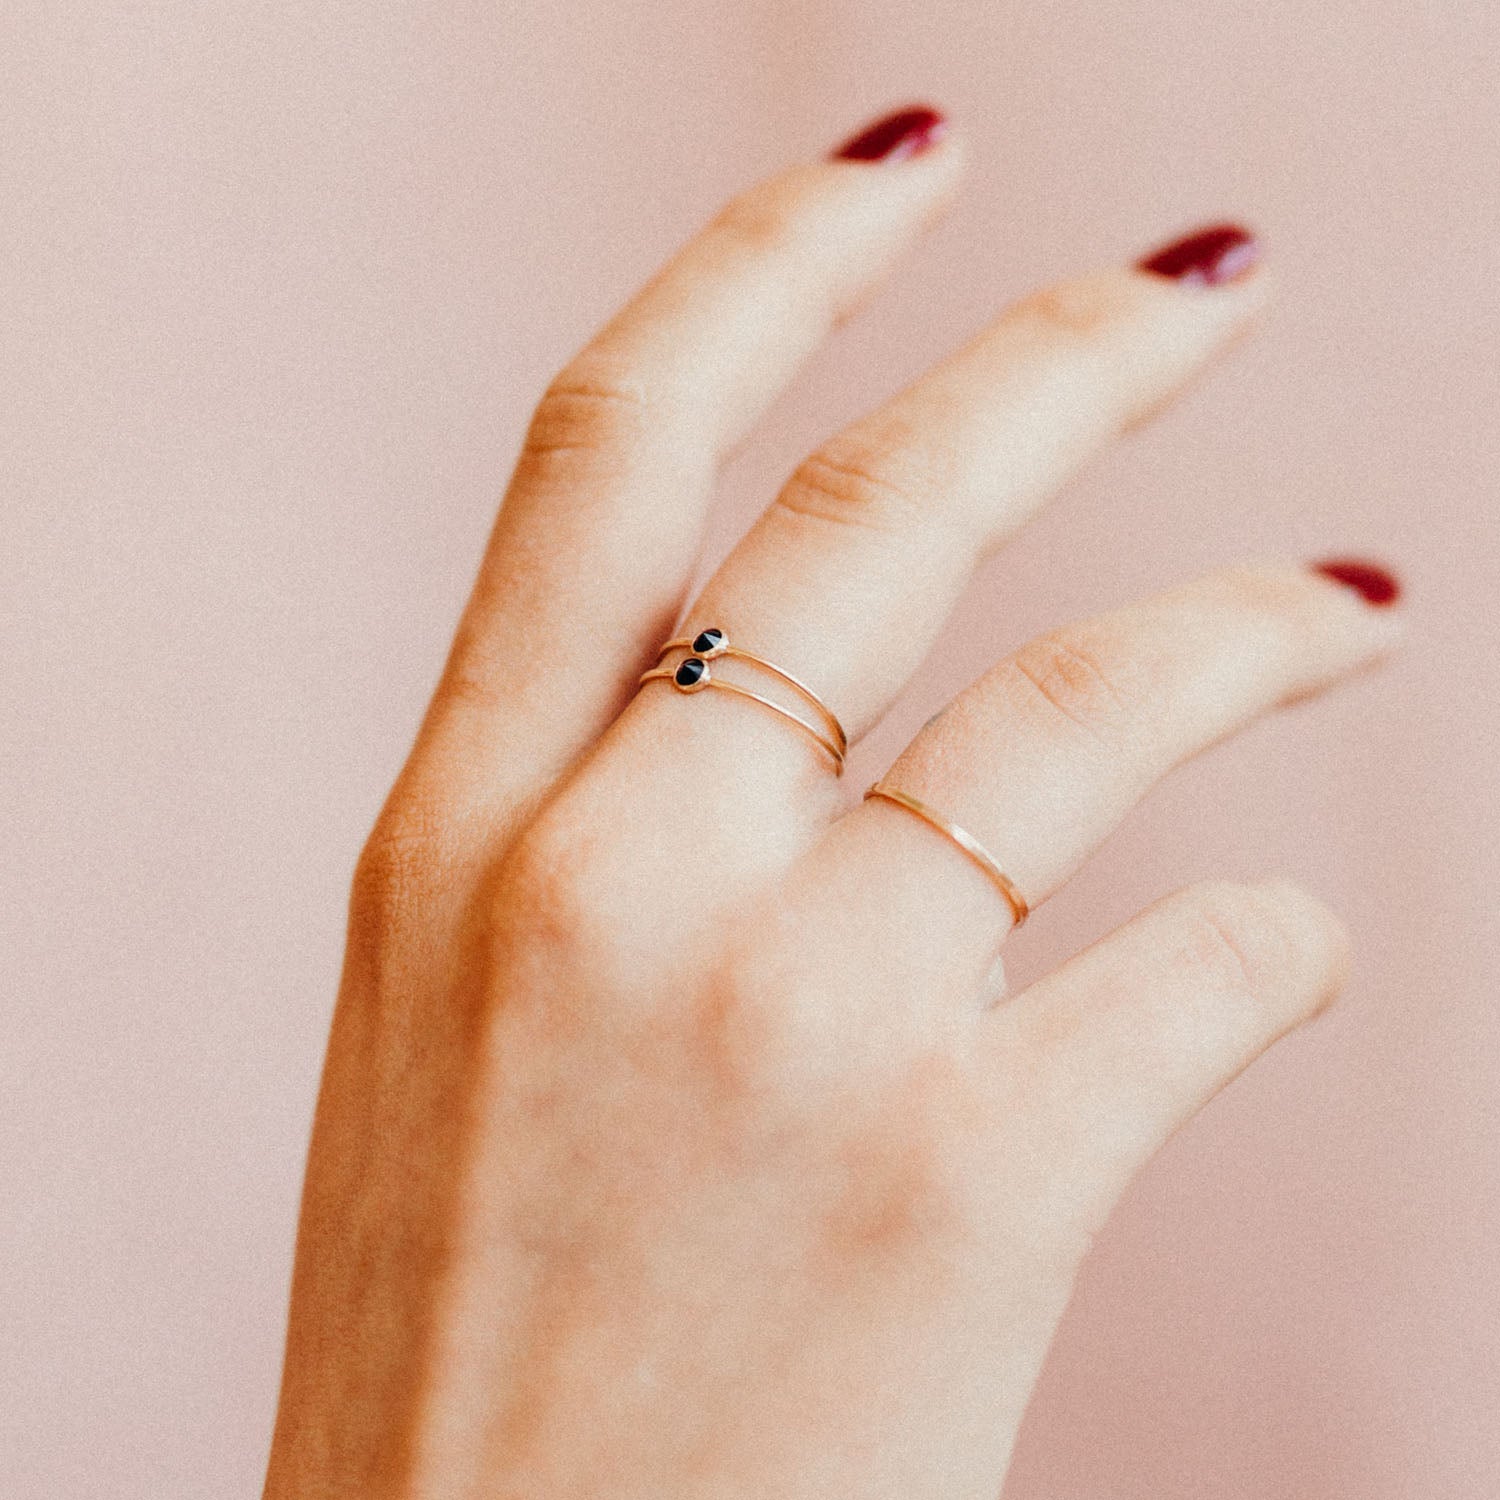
left=864, top=782, right=1029, bottom=928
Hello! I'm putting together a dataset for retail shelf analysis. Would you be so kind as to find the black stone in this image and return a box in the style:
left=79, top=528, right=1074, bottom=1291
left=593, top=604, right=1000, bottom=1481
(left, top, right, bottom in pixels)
left=674, top=657, right=707, bottom=688
left=691, top=628, right=725, bottom=656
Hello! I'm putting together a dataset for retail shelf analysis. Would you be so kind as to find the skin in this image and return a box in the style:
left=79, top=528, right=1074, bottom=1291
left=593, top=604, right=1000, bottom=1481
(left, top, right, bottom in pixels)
left=262, top=117, right=1405, bottom=1499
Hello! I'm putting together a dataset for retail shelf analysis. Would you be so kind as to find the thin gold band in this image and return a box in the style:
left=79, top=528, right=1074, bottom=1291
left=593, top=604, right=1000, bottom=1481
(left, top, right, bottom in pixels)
left=656, top=636, right=847, bottom=755
left=638, top=664, right=846, bottom=773
left=864, top=782, right=1029, bottom=928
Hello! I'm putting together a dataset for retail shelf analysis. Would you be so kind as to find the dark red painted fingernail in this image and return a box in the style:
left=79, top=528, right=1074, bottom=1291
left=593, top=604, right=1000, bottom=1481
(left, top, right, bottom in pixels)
left=1137, top=223, right=1260, bottom=286
left=832, top=105, right=948, bottom=162
left=1310, top=558, right=1403, bottom=607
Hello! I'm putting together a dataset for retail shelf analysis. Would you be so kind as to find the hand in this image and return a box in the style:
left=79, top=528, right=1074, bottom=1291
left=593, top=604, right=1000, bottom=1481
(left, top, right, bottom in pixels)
left=263, top=106, right=1404, bottom=1499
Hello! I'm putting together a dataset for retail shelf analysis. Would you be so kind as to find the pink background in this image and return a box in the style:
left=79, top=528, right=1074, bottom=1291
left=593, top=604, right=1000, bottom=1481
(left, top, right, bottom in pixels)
left=4, top=2, right=1497, bottom=1495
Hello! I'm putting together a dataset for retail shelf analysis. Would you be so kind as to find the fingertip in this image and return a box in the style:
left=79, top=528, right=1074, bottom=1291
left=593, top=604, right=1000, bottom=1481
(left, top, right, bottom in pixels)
left=1136, top=222, right=1262, bottom=287
left=1125, top=223, right=1273, bottom=340
left=821, top=105, right=969, bottom=214
left=1300, top=557, right=1409, bottom=662
left=829, top=104, right=953, bottom=163
left=1164, top=559, right=1400, bottom=734
left=1248, top=876, right=1353, bottom=1021
left=1308, top=557, right=1404, bottom=609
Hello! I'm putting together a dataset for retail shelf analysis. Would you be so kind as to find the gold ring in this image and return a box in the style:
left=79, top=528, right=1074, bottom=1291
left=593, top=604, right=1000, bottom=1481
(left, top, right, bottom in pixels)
left=654, top=628, right=848, bottom=756
left=640, top=627, right=847, bottom=774
left=864, top=782, right=1029, bottom=928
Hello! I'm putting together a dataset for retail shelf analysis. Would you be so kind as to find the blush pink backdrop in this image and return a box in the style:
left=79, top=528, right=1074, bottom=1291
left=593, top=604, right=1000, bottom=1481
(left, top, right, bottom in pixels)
left=3, top=2, right=1497, bottom=1495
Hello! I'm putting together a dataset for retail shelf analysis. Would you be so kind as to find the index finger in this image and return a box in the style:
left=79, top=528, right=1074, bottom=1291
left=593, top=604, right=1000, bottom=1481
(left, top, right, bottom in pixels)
left=407, top=107, right=967, bottom=831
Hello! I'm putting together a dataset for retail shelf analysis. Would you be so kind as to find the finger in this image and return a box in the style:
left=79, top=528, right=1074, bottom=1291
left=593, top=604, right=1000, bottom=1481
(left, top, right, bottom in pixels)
left=800, top=559, right=1402, bottom=999
left=982, top=877, right=1350, bottom=1238
left=409, top=107, right=965, bottom=821
left=613, top=223, right=1268, bottom=810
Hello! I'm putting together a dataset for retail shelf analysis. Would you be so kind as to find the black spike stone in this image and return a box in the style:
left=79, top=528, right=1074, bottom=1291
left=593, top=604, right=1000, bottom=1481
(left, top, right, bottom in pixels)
left=691, top=628, right=726, bottom=656
left=674, top=656, right=708, bottom=689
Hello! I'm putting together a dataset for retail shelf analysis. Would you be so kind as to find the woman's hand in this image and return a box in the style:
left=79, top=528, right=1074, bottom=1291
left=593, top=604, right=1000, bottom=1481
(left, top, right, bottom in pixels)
left=263, top=107, right=1403, bottom=1499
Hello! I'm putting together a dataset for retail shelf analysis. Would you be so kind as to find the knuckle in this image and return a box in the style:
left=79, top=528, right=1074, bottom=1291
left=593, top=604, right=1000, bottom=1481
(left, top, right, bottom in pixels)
left=1006, top=628, right=1146, bottom=749
left=491, top=812, right=632, bottom=969
left=350, top=808, right=451, bottom=936
left=495, top=817, right=591, bottom=934
left=706, top=177, right=806, bottom=258
left=778, top=434, right=932, bottom=534
left=518, top=354, right=654, bottom=474
left=1175, top=879, right=1345, bottom=1016
left=1180, top=881, right=1273, bottom=1005
left=433, top=654, right=504, bottom=714
left=1012, top=274, right=1133, bottom=344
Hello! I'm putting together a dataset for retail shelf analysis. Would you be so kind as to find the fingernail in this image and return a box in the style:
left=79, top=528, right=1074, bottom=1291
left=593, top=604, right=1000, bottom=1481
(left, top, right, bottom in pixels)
left=1137, top=223, right=1260, bottom=286
left=832, top=105, right=948, bottom=163
left=1309, top=558, right=1403, bottom=607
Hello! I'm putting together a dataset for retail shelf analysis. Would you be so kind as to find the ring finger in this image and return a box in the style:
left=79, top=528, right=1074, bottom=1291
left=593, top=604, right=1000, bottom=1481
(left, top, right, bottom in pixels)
left=791, top=558, right=1404, bottom=1005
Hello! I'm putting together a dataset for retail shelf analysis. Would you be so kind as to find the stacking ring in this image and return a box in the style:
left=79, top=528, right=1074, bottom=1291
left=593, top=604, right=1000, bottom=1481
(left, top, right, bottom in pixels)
left=864, top=782, right=1029, bottom=928
left=639, top=627, right=847, bottom=774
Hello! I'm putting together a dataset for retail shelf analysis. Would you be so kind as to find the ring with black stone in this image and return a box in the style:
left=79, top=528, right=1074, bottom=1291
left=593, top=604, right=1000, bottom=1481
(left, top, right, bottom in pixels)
left=637, top=627, right=847, bottom=774
left=648, top=626, right=847, bottom=758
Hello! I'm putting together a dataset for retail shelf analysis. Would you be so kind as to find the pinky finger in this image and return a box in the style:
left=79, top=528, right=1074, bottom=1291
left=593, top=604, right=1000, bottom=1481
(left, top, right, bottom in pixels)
left=988, top=876, right=1351, bottom=1227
